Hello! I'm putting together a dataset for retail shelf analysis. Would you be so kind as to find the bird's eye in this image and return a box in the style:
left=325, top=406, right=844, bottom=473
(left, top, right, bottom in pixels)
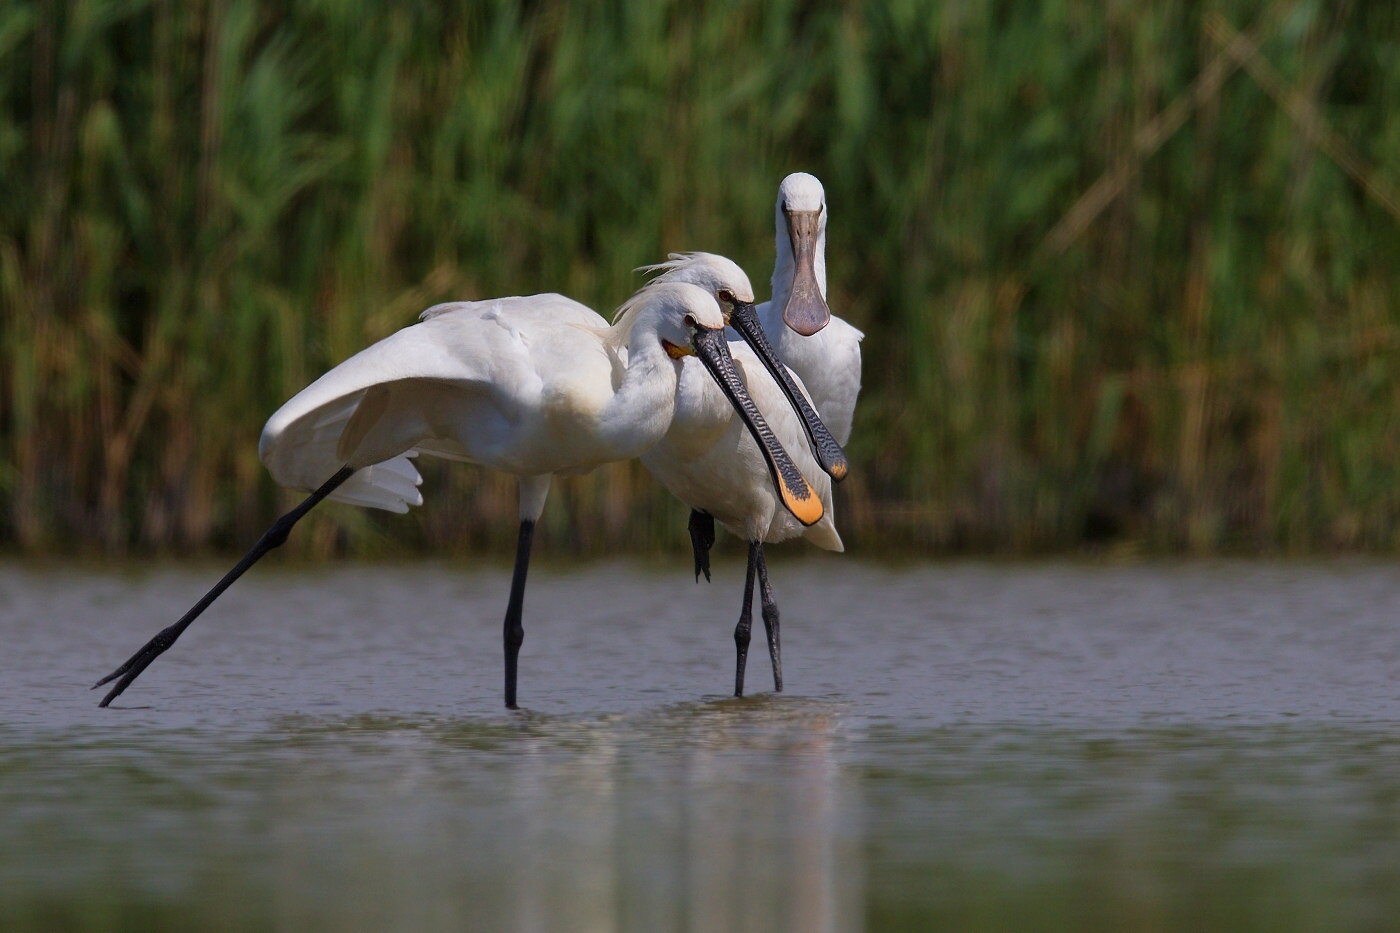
left=718, top=290, right=733, bottom=303
left=683, top=314, right=696, bottom=328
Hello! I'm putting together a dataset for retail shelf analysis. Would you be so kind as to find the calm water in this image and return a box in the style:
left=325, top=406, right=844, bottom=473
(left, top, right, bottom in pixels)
left=2, top=558, right=1399, bottom=932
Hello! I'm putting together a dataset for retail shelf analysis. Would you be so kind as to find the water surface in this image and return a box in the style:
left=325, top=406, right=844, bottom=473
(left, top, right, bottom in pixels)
left=2, top=559, right=1399, bottom=931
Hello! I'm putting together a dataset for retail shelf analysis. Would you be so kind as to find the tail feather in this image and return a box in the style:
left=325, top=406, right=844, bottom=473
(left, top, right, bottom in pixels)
left=263, top=390, right=424, bottom=513
left=327, top=453, right=424, bottom=513
left=802, top=515, right=844, bottom=552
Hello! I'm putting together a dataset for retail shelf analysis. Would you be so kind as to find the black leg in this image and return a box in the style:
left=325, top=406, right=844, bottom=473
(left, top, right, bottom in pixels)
left=755, top=545, right=782, bottom=693
left=688, top=509, right=715, bottom=583
left=503, top=519, right=535, bottom=710
left=93, top=466, right=356, bottom=707
left=734, top=541, right=758, bottom=697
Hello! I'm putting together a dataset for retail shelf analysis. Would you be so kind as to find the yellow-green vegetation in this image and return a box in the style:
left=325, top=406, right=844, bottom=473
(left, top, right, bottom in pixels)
left=2, top=0, right=1398, bottom=556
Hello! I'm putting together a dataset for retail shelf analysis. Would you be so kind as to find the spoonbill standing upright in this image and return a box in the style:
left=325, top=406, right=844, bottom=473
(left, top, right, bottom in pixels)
left=659, top=173, right=864, bottom=696
left=633, top=253, right=849, bottom=696
left=94, top=282, right=822, bottom=709
left=753, top=172, right=863, bottom=446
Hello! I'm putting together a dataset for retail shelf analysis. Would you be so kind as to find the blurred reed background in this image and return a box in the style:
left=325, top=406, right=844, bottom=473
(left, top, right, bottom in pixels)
left=1, top=0, right=1398, bottom=558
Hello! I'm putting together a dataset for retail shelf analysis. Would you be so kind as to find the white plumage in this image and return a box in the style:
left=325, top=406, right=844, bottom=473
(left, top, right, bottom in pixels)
left=635, top=252, right=847, bottom=697
left=633, top=174, right=863, bottom=697
left=261, top=291, right=695, bottom=520
left=98, top=282, right=821, bottom=710
left=638, top=255, right=842, bottom=552
left=757, top=172, right=864, bottom=446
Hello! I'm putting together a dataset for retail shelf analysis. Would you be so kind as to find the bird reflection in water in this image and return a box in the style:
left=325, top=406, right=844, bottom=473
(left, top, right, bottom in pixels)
left=428, top=701, right=862, bottom=933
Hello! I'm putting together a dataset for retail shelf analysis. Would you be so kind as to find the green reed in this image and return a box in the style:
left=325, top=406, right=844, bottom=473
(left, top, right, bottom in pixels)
left=1, top=0, right=1398, bottom=556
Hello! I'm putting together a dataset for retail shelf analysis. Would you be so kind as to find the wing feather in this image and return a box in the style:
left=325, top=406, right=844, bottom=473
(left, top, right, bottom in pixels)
left=259, top=294, right=600, bottom=510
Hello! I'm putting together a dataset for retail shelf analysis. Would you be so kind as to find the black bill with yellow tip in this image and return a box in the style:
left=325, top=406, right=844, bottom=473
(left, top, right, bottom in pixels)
left=690, top=324, right=824, bottom=527
left=727, top=301, right=848, bottom=482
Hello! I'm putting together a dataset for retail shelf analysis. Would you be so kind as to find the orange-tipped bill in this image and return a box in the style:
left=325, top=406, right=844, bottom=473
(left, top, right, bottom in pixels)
left=692, top=324, right=824, bottom=527
left=777, top=469, right=824, bottom=526
left=728, top=300, right=849, bottom=482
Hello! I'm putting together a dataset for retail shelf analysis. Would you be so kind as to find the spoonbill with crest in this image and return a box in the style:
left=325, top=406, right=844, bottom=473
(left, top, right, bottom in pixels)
left=656, top=173, right=863, bottom=696
left=632, top=253, right=849, bottom=696
left=93, top=282, right=821, bottom=709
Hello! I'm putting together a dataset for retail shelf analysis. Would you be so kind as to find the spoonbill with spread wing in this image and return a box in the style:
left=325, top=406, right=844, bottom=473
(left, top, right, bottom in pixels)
left=93, top=282, right=821, bottom=709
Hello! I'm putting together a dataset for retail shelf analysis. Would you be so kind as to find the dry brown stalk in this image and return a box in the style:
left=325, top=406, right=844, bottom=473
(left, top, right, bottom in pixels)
left=1205, top=13, right=1400, bottom=225
left=1037, top=5, right=1288, bottom=261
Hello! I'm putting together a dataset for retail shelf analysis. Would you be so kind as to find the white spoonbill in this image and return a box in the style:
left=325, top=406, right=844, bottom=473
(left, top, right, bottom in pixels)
left=93, top=283, right=822, bottom=709
left=632, top=254, right=848, bottom=696
left=664, top=174, right=864, bottom=695
left=755, top=172, right=863, bottom=445
left=682, top=173, right=861, bottom=559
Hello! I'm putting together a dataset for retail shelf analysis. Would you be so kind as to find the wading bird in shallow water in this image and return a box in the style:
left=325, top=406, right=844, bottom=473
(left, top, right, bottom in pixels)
left=94, top=283, right=822, bottom=709
left=659, top=174, right=863, bottom=696
left=634, top=253, right=850, bottom=697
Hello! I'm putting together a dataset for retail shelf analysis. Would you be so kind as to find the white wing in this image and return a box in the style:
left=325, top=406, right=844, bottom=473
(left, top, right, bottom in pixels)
left=259, top=294, right=601, bottom=512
